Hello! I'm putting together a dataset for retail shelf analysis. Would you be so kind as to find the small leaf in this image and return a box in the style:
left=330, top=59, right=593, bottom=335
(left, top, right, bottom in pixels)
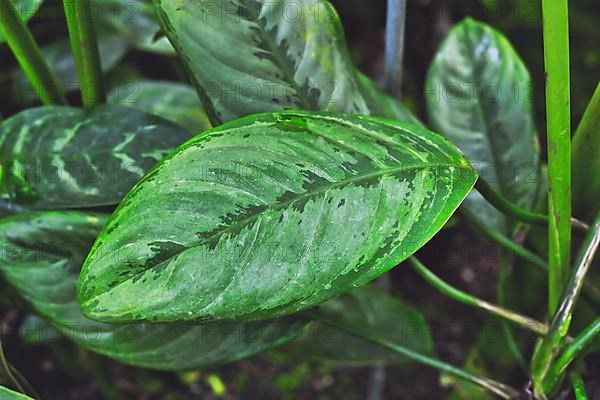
left=283, top=285, right=434, bottom=363
left=0, top=0, right=44, bottom=44
left=426, top=18, right=540, bottom=233
left=10, top=32, right=128, bottom=104
left=154, top=0, right=414, bottom=125
left=0, top=386, right=34, bottom=400
left=0, top=212, right=307, bottom=370
left=108, top=80, right=211, bottom=133
left=78, top=111, right=476, bottom=323
left=0, top=104, right=191, bottom=209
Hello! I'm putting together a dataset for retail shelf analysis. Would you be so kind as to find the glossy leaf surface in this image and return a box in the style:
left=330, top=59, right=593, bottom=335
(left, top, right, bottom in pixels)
left=108, top=80, right=211, bottom=133
left=154, top=0, right=415, bottom=125
left=0, top=212, right=307, bottom=370
left=284, top=285, right=434, bottom=363
left=426, top=18, right=540, bottom=232
left=78, top=111, right=476, bottom=323
left=0, top=104, right=191, bottom=208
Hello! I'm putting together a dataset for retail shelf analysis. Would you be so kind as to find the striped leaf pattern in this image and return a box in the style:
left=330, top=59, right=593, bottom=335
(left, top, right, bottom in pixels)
left=0, top=104, right=191, bottom=209
left=0, top=212, right=307, bottom=370
left=78, top=111, right=477, bottom=323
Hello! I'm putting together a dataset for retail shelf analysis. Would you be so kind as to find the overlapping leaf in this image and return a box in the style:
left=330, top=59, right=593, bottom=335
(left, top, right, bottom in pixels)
left=426, top=18, right=540, bottom=232
left=0, top=104, right=191, bottom=209
left=78, top=111, right=476, bottom=323
left=284, top=285, right=435, bottom=363
left=0, top=212, right=307, bottom=370
left=154, top=0, right=416, bottom=125
left=108, top=80, right=211, bottom=133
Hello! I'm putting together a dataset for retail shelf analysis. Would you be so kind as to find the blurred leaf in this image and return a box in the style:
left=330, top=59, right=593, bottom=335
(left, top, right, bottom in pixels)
left=154, top=0, right=416, bottom=125
left=572, top=82, right=600, bottom=223
left=77, top=111, right=476, bottom=323
left=426, top=18, right=540, bottom=233
left=0, top=104, right=191, bottom=208
left=11, top=32, right=128, bottom=104
left=0, top=212, right=308, bottom=371
left=0, top=340, right=35, bottom=398
left=98, top=0, right=175, bottom=54
left=108, top=80, right=211, bottom=133
left=19, top=315, right=61, bottom=345
left=283, top=285, right=434, bottom=364
left=0, top=386, right=34, bottom=400
left=0, top=0, right=44, bottom=44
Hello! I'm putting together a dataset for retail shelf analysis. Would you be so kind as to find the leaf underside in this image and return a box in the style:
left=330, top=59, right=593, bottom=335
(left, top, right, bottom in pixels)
left=78, top=111, right=476, bottom=323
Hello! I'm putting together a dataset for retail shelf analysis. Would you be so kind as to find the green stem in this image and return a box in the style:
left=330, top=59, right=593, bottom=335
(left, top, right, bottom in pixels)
left=531, top=213, right=600, bottom=397
left=569, top=373, right=588, bottom=400
left=544, top=317, right=600, bottom=390
left=63, top=0, right=105, bottom=107
left=309, top=312, right=519, bottom=399
left=475, top=179, right=588, bottom=232
left=384, top=0, right=406, bottom=97
left=0, top=0, right=66, bottom=105
left=462, top=208, right=548, bottom=270
left=408, top=257, right=548, bottom=336
left=542, top=0, right=572, bottom=316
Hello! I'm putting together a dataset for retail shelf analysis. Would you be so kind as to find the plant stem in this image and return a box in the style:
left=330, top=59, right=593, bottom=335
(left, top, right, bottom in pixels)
left=475, top=179, right=589, bottom=232
left=408, top=257, right=548, bottom=336
left=542, top=0, right=572, bottom=316
left=462, top=208, right=548, bottom=270
left=569, top=373, right=588, bottom=400
left=544, top=317, right=600, bottom=390
left=63, top=0, right=106, bottom=107
left=531, top=213, right=600, bottom=397
left=0, top=0, right=66, bottom=105
left=384, top=0, right=406, bottom=97
left=572, top=82, right=600, bottom=222
left=310, top=312, right=519, bottom=399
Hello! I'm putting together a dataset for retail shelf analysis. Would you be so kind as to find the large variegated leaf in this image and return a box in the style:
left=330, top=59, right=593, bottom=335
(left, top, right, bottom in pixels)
left=284, top=285, right=435, bottom=363
left=426, top=18, right=540, bottom=233
left=78, top=111, right=477, bottom=323
left=0, top=212, right=307, bottom=370
left=108, top=80, right=211, bottom=133
left=0, top=104, right=191, bottom=209
left=153, top=0, right=415, bottom=125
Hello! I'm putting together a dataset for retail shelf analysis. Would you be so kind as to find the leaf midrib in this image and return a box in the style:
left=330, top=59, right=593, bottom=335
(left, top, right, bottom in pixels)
left=87, top=161, right=472, bottom=303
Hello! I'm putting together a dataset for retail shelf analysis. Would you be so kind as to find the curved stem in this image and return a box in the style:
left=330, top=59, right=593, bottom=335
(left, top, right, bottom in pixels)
left=63, top=0, right=105, bottom=107
left=544, top=318, right=600, bottom=389
left=0, top=0, right=66, bottom=105
left=475, top=179, right=588, bottom=232
left=308, top=312, right=519, bottom=399
left=462, top=208, right=547, bottom=270
left=531, top=213, right=600, bottom=397
left=408, top=257, right=548, bottom=336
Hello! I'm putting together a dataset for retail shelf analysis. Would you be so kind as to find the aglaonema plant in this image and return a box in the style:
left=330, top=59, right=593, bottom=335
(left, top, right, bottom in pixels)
left=0, top=0, right=598, bottom=399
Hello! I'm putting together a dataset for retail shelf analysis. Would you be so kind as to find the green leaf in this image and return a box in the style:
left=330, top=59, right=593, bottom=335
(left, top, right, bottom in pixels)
left=98, top=0, right=175, bottom=54
left=572, top=82, right=600, bottom=222
left=0, top=386, right=34, bottom=400
left=108, top=80, right=211, bottom=133
left=154, top=0, right=414, bottom=125
left=283, top=285, right=434, bottom=364
left=0, top=104, right=191, bottom=209
left=78, top=111, right=477, bottom=323
left=0, top=212, right=308, bottom=370
left=11, top=32, right=128, bottom=104
left=426, top=18, right=540, bottom=233
left=0, top=0, right=44, bottom=44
